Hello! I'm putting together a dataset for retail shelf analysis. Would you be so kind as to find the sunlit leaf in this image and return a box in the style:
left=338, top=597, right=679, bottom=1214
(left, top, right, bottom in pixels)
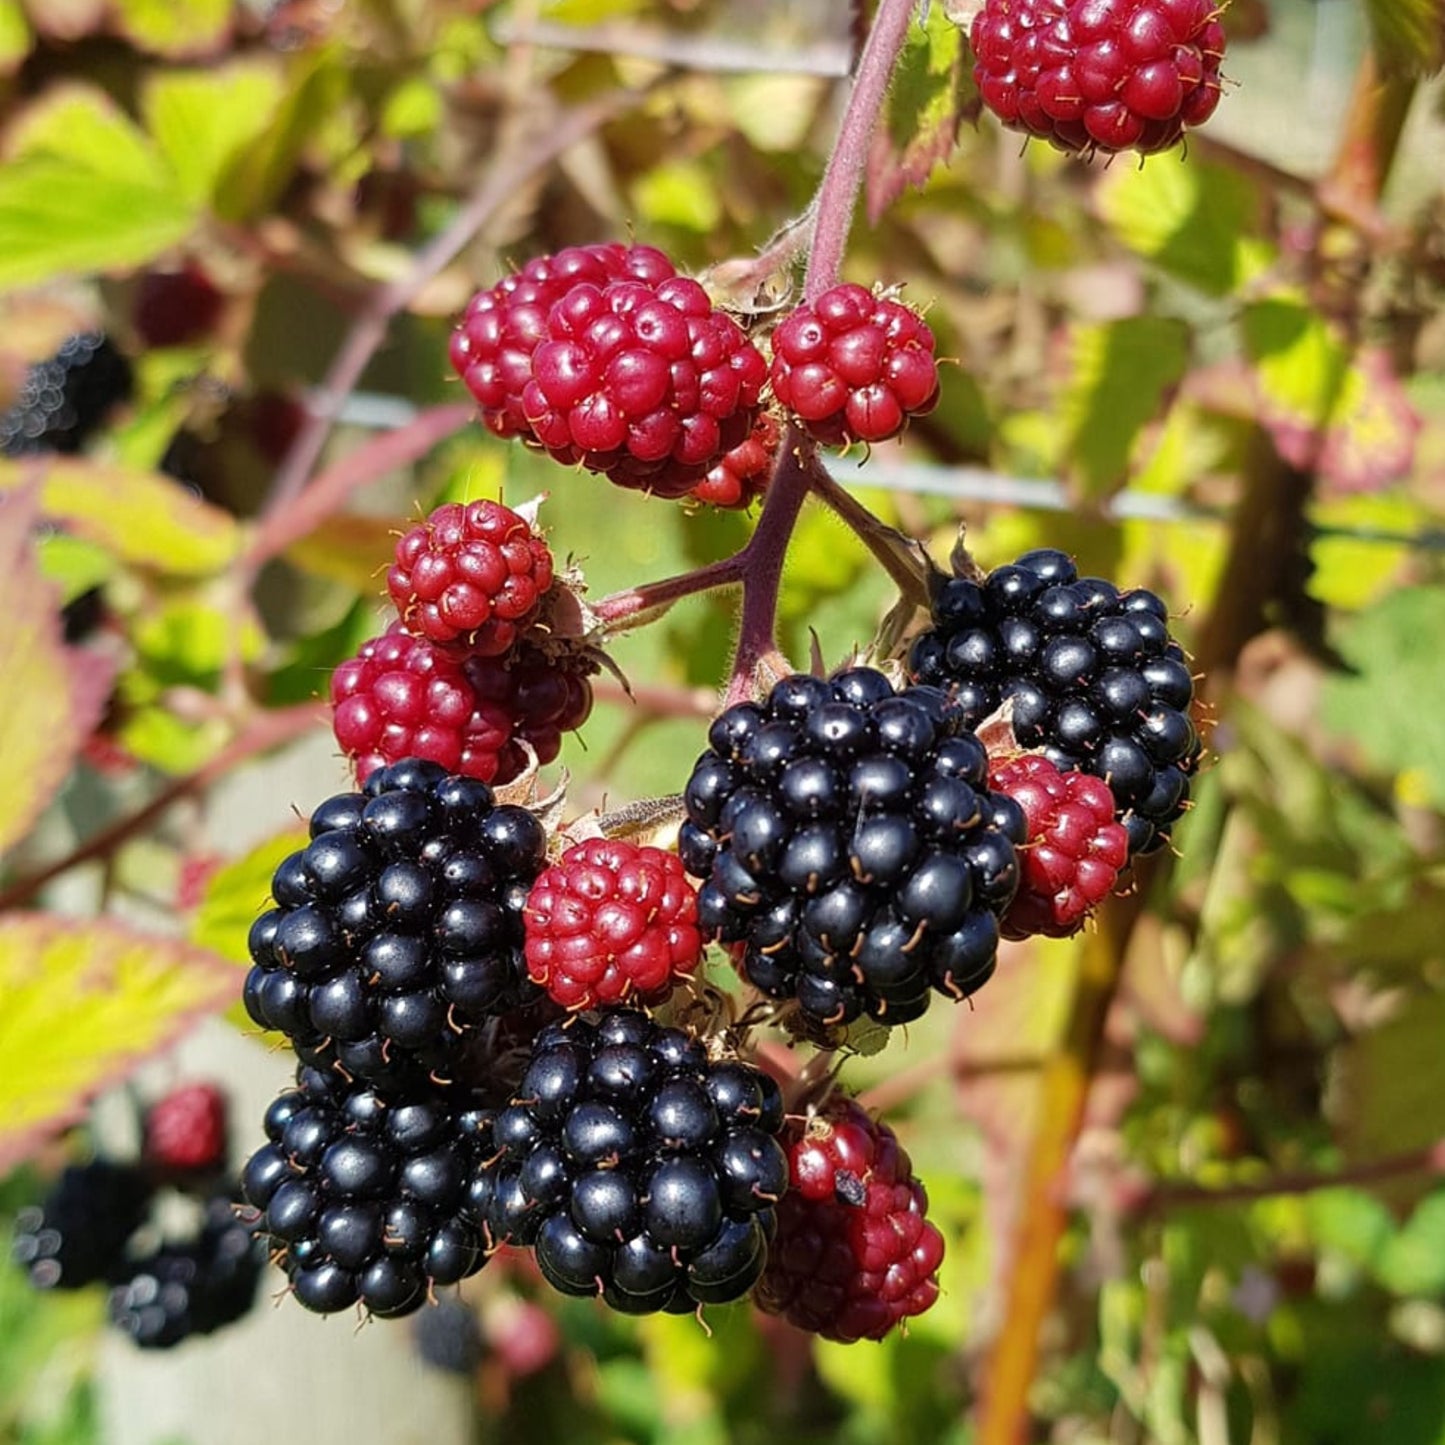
left=111, top=0, right=234, bottom=57
left=1315, top=348, right=1421, bottom=493
left=1362, top=0, right=1444, bottom=76
left=1060, top=316, right=1190, bottom=498
left=0, top=87, right=195, bottom=289
left=0, top=914, right=236, bottom=1171
left=0, top=456, right=239, bottom=574
left=867, top=3, right=976, bottom=222
left=0, top=486, right=106, bottom=857
left=1323, top=586, right=1445, bottom=807
left=1097, top=157, right=1273, bottom=295
left=0, top=0, right=30, bottom=72
left=1306, top=491, right=1419, bottom=610
left=144, top=62, right=284, bottom=207
left=632, top=160, right=722, bottom=234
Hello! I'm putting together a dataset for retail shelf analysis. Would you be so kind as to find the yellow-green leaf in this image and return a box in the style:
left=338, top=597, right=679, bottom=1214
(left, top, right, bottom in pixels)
left=0, top=0, right=31, bottom=72
left=1060, top=316, right=1190, bottom=498
left=111, top=0, right=233, bottom=56
left=286, top=512, right=402, bottom=592
left=1362, top=0, right=1444, bottom=75
left=191, top=827, right=307, bottom=1028
left=0, top=87, right=194, bottom=289
left=0, top=485, right=105, bottom=856
left=144, top=62, right=284, bottom=207
left=0, top=913, right=237, bottom=1171
left=0, top=456, right=240, bottom=574
left=1097, top=157, right=1274, bottom=296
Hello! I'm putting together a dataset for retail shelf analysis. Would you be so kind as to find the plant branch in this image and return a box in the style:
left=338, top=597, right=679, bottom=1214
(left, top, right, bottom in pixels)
left=809, top=462, right=934, bottom=609
left=243, top=402, right=474, bottom=572
left=802, top=0, right=919, bottom=300
left=593, top=552, right=748, bottom=629
left=0, top=704, right=323, bottom=913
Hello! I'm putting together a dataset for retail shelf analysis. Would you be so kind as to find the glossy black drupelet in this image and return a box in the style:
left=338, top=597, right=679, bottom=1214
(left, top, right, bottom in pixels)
left=241, top=1065, right=496, bottom=1319
left=11, top=1161, right=153, bottom=1290
left=480, top=1010, right=787, bottom=1314
left=679, top=669, right=1023, bottom=1030
left=107, top=1195, right=264, bottom=1349
left=0, top=333, right=133, bottom=456
left=242, top=758, right=547, bottom=1089
left=908, top=550, right=1200, bottom=855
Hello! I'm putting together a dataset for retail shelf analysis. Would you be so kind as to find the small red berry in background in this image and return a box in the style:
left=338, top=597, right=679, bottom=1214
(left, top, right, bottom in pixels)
left=969, top=0, right=1226, bottom=156
left=769, top=284, right=939, bottom=447
left=523, top=839, right=702, bottom=1009
left=388, top=500, right=554, bottom=656
left=690, top=411, right=781, bottom=509
left=755, top=1098, right=944, bottom=1343
left=144, top=1083, right=228, bottom=1176
left=133, top=262, right=224, bottom=349
left=989, top=753, right=1130, bottom=938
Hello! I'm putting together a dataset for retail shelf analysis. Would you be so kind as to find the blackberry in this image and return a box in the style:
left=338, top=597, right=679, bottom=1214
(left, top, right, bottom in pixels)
left=241, top=758, right=547, bottom=1089
left=413, top=1296, right=486, bottom=1373
left=12, top=1161, right=152, bottom=1290
left=0, top=333, right=133, bottom=456
left=680, top=669, right=1022, bottom=1030
left=481, top=1009, right=786, bottom=1314
left=908, top=550, right=1200, bottom=855
left=107, top=1195, right=263, bottom=1349
left=242, top=1066, right=496, bottom=1318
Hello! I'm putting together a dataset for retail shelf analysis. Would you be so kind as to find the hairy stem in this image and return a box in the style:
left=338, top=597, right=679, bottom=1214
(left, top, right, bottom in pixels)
left=593, top=552, right=748, bottom=628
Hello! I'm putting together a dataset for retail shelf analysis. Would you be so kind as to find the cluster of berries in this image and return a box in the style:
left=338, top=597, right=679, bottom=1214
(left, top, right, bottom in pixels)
left=448, top=243, right=943, bottom=510
left=968, top=0, right=1227, bottom=156
left=0, top=332, right=133, bottom=456
left=11, top=1083, right=263, bottom=1349
left=330, top=499, right=596, bottom=788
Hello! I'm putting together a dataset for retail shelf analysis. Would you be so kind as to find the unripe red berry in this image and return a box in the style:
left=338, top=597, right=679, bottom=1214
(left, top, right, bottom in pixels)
left=689, top=411, right=781, bottom=509
left=387, top=500, right=554, bottom=655
left=145, top=1083, right=228, bottom=1175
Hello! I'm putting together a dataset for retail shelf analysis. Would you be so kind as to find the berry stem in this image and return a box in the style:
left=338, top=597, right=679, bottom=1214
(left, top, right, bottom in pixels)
left=593, top=552, right=748, bottom=629
left=808, top=462, right=934, bottom=609
left=723, top=428, right=815, bottom=706
left=802, top=0, right=921, bottom=301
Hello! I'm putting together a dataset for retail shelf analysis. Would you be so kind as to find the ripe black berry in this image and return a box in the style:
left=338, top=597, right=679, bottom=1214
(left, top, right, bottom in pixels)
left=483, top=1010, right=785, bottom=1314
left=909, top=553, right=1200, bottom=854
left=242, top=759, right=546, bottom=1089
left=0, top=333, right=133, bottom=456
left=11, top=1162, right=152, bottom=1290
left=681, top=669, right=1021, bottom=1030
left=242, top=1067, right=496, bottom=1319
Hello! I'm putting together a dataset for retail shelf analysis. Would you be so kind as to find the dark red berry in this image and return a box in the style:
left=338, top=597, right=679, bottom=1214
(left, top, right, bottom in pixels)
left=689, top=411, right=781, bottom=509
left=524, top=839, right=702, bottom=1009
left=451, top=244, right=768, bottom=497
left=989, top=754, right=1129, bottom=937
left=970, top=0, right=1226, bottom=156
left=754, top=1099, right=944, bottom=1343
left=145, top=1083, right=229, bottom=1176
left=769, top=285, right=938, bottom=448
left=133, top=262, right=224, bottom=349
left=388, top=501, right=554, bottom=655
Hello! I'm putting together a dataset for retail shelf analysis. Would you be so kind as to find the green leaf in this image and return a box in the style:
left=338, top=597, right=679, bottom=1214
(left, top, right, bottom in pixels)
left=1060, top=316, right=1190, bottom=498
left=0, top=486, right=105, bottom=857
left=1323, top=586, right=1445, bottom=807
left=1362, top=0, right=1444, bottom=76
left=144, top=63, right=285, bottom=207
left=1306, top=492, right=1420, bottom=610
left=1377, top=1191, right=1445, bottom=1296
left=0, top=457, right=240, bottom=575
left=110, top=0, right=233, bottom=56
left=0, top=87, right=195, bottom=289
left=1332, top=992, right=1445, bottom=1161
left=632, top=160, right=723, bottom=234
left=0, top=914, right=237, bottom=1171
left=1096, top=157, right=1274, bottom=295
left=34, top=533, right=116, bottom=605
left=867, top=3, right=974, bottom=222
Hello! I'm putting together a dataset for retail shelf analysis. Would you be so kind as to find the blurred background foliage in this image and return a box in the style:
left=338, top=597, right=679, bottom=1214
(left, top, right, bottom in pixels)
left=1, top=0, right=1445, bottom=1442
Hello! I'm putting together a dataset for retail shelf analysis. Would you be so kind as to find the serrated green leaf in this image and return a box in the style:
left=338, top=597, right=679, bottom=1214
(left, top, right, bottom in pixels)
left=867, top=3, right=973, bottom=221
left=0, top=914, right=236, bottom=1171
left=1096, top=157, right=1273, bottom=295
left=144, top=62, right=284, bottom=207
left=0, top=87, right=195, bottom=289
left=0, top=457, right=239, bottom=574
left=1323, top=586, right=1445, bottom=807
left=110, top=0, right=233, bottom=56
left=0, top=487, right=102, bottom=857
left=1061, top=316, right=1190, bottom=498
left=1362, top=0, right=1444, bottom=76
